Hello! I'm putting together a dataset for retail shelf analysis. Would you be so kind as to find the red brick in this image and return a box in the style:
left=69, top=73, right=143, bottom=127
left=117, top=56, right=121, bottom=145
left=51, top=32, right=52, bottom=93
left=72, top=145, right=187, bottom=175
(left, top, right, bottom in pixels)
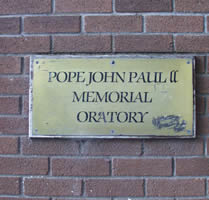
left=113, top=158, right=172, bottom=176
left=196, top=56, right=206, bottom=73
left=0, top=137, right=18, bottom=154
left=24, top=16, right=81, bottom=34
left=0, top=37, right=50, bottom=53
left=81, top=139, right=142, bottom=156
left=206, top=17, right=209, bottom=33
left=24, top=56, right=30, bottom=74
left=147, top=178, right=205, bottom=197
left=176, top=0, right=209, bottom=12
left=23, top=96, right=29, bottom=115
left=176, top=36, right=209, bottom=52
left=55, top=0, right=112, bottom=13
left=0, top=177, right=20, bottom=195
left=85, top=16, right=142, bottom=32
left=115, top=35, right=173, bottom=52
left=176, top=158, right=209, bottom=176
left=54, top=36, right=111, bottom=53
left=24, top=178, right=81, bottom=196
left=52, top=158, right=110, bottom=176
left=146, top=16, right=203, bottom=33
left=0, top=117, right=28, bottom=134
left=0, top=157, right=48, bottom=175
left=85, top=179, right=144, bottom=197
left=116, top=0, right=172, bottom=12
left=0, top=0, right=51, bottom=14
left=0, top=57, right=21, bottom=74
left=197, top=117, right=209, bottom=135
left=144, top=139, right=203, bottom=156
left=196, top=76, right=209, bottom=94
left=0, top=97, right=20, bottom=114
left=196, top=96, right=205, bottom=114
left=22, top=136, right=79, bottom=155
left=0, top=18, right=20, bottom=34
left=0, top=77, right=28, bottom=95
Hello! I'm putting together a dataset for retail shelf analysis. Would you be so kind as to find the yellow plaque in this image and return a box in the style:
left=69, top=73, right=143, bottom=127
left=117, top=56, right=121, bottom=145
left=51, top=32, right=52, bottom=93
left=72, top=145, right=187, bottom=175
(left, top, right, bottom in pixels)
left=30, top=56, right=195, bottom=138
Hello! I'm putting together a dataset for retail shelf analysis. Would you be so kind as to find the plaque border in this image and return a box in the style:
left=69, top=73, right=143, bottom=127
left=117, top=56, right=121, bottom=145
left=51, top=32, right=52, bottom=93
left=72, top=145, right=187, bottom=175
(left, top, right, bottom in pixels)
left=29, top=55, right=196, bottom=139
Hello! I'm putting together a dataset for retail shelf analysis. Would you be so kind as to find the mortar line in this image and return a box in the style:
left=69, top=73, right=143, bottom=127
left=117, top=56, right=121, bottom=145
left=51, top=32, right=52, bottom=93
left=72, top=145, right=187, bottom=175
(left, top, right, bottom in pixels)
left=81, top=179, right=85, bottom=197
left=203, top=95, right=206, bottom=115
left=204, top=15, right=208, bottom=33
left=0, top=196, right=205, bottom=199
left=1, top=174, right=209, bottom=179
left=171, top=34, right=176, bottom=52
left=203, top=137, right=207, bottom=156
left=0, top=113, right=28, bottom=117
left=81, top=15, right=85, bottom=33
left=110, top=158, right=113, bottom=176
left=144, top=178, right=147, bottom=197
left=20, top=177, right=23, bottom=195
left=112, top=0, right=116, bottom=14
left=141, top=140, right=145, bottom=156
left=0, top=74, right=29, bottom=77
left=20, top=57, right=24, bottom=74
left=143, top=15, right=146, bottom=33
left=172, top=157, right=176, bottom=176
left=52, top=0, right=55, bottom=13
left=172, top=0, right=176, bottom=12
left=49, top=157, right=52, bottom=176
left=50, top=35, right=53, bottom=54
left=0, top=52, right=209, bottom=57
left=19, top=95, right=23, bottom=115
left=112, top=35, right=115, bottom=53
left=0, top=155, right=208, bottom=159
left=20, top=17, right=23, bottom=35
left=78, top=140, right=82, bottom=155
left=0, top=53, right=209, bottom=56
left=2, top=32, right=209, bottom=37
left=17, top=136, right=21, bottom=154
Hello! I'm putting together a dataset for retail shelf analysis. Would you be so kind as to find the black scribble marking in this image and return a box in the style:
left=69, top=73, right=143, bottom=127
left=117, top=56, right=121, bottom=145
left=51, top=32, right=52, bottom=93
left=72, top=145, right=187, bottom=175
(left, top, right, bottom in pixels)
left=152, top=115, right=186, bottom=132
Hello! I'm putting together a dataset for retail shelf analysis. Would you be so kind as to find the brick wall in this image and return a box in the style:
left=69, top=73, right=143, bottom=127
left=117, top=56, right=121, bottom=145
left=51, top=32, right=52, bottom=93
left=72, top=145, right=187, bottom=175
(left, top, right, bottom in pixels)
left=0, top=0, right=208, bottom=199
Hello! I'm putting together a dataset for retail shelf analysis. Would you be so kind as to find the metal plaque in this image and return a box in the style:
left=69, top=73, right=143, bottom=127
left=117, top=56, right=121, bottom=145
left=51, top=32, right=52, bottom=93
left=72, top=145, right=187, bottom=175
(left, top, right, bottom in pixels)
left=30, top=56, right=195, bottom=138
